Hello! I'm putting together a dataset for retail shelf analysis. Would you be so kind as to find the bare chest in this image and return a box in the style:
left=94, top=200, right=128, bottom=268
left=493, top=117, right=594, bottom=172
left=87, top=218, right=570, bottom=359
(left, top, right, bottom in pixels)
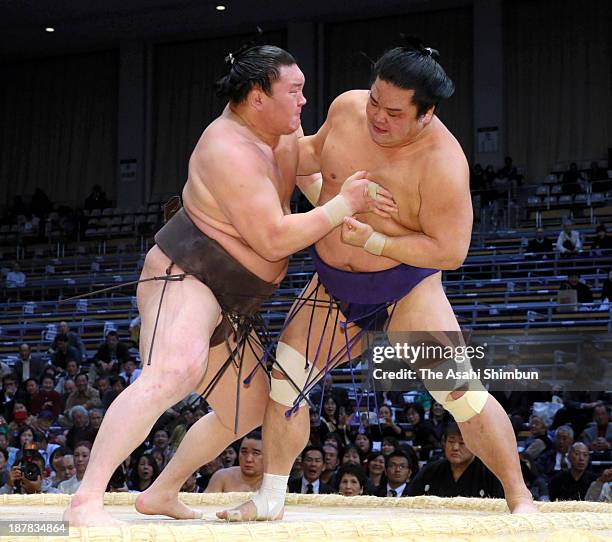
left=320, top=123, right=423, bottom=230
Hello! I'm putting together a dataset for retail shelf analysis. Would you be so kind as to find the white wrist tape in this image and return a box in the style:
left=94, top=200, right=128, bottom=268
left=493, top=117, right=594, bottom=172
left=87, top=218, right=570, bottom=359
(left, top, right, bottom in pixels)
left=363, top=231, right=387, bottom=255
left=322, top=195, right=353, bottom=227
left=301, top=176, right=323, bottom=206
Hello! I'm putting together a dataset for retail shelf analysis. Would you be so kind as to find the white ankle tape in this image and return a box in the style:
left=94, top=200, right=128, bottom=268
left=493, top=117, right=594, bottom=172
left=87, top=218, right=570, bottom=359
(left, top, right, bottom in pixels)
left=250, top=473, right=288, bottom=520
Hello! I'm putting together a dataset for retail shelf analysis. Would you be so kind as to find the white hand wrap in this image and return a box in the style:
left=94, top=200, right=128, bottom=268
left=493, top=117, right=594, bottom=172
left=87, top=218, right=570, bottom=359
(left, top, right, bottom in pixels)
left=363, top=231, right=387, bottom=255
left=300, top=176, right=323, bottom=206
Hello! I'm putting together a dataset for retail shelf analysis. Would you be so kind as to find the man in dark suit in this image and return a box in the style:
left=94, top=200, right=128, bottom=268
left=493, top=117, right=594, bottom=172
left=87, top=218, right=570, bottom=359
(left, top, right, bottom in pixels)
left=375, top=450, right=413, bottom=497
left=288, top=446, right=333, bottom=494
left=407, top=423, right=503, bottom=498
left=13, top=344, right=48, bottom=384
left=549, top=442, right=597, bottom=501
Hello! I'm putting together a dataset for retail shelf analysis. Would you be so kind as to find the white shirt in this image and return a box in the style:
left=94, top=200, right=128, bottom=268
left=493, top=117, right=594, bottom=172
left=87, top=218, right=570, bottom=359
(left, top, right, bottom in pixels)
left=554, top=451, right=570, bottom=471
left=58, top=475, right=81, bottom=495
left=556, top=230, right=582, bottom=253
left=301, top=477, right=320, bottom=494
left=386, top=482, right=407, bottom=497
left=21, top=358, right=30, bottom=381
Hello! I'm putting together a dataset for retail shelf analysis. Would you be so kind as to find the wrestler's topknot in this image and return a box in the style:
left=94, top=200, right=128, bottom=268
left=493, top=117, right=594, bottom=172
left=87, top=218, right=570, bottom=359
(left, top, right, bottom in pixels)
left=215, top=44, right=296, bottom=104
left=372, top=37, right=454, bottom=118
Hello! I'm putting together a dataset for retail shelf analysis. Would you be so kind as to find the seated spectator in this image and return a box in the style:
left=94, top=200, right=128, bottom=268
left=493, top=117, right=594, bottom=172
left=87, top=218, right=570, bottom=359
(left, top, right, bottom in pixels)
left=88, top=408, right=104, bottom=433
left=50, top=322, right=86, bottom=359
left=48, top=447, right=67, bottom=487
left=402, top=402, right=439, bottom=460
left=30, top=375, right=61, bottom=417
left=549, top=442, right=597, bottom=501
left=321, top=444, right=340, bottom=486
left=180, top=471, right=201, bottom=493
left=321, top=395, right=340, bottom=434
left=50, top=335, right=82, bottom=371
left=119, top=359, right=141, bottom=386
left=101, top=376, right=125, bottom=409
left=5, top=262, right=26, bottom=289
left=382, top=436, right=400, bottom=457
left=91, top=331, right=131, bottom=378
left=57, top=454, right=76, bottom=488
left=561, top=273, right=594, bottom=303
left=407, top=423, right=503, bottom=498
left=562, top=162, right=585, bottom=194
left=308, top=407, right=329, bottom=447
left=590, top=224, right=612, bottom=253
left=206, top=432, right=264, bottom=492
left=1, top=375, right=24, bottom=420
left=376, top=450, right=413, bottom=497
left=0, top=448, right=8, bottom=486
left=288, top=445, right=333, bottom=494
left=585, top=468, right=612, bottom=502
left=58, top=441, right=91, bottom=494
left=197, top=456, right=223, bottom=492
left=309, top=374, right=349, bottom=410
left=523, top=415, right=553, bottom=459
left=340, top=444, right=362, bottom=467
left=127, top=451, right=160, bottom=492
left=13, top=344, right=48, bottom=384
left=368, top=405, right=404, bottom=442
left=526, top=228, right=554, bottom=256
left=65, top=406, right=96, bottom=451
left=323, top=432, right=346, bottom=452
left=64, top=373, right=102, bottom=413
left=429, top=401, right=452, bottom=443
left=0, top=448, right=59, bottom=494
left=22, top=378, right=40, bottom=413
left=497, top=156, right=522, bottom=182
left=535, top=425, right=574, bottom=481
left=556, top=219, right=582, bottom=256
left=54, top=359, right=81, bottom=395
left=354, top=433, right=372, bottom=460
left=581, top=405, right=611, bottom=452
left=84, top=184, right=109, bottom=212
left=337, top=463, right=367, bottom=497
left=365, top=451, right=386, bottom=495
left=30, top=411, right=56, bottom=445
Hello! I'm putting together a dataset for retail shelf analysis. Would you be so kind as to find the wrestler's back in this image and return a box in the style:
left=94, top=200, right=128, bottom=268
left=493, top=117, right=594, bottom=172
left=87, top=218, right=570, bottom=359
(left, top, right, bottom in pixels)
left=316, top=90, right=468, bottom=273
left=181, top=110, right=295, bottom=284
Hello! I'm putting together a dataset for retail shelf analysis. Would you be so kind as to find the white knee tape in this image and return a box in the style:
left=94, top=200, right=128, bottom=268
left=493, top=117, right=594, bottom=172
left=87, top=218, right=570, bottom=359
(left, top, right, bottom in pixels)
left=270, top=342, right=321, bottom=407
left=431, top=389, right=489, bottom=422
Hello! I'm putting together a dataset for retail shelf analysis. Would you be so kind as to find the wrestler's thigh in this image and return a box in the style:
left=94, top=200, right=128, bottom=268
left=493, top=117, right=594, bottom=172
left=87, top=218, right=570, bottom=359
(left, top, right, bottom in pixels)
left=387, top=272, right=460, bottom=334
left=136, top=245, right=222, bottom=380
left=201, top=330, right=270, bottom=433
left=279, top=273, right=365, bottom=372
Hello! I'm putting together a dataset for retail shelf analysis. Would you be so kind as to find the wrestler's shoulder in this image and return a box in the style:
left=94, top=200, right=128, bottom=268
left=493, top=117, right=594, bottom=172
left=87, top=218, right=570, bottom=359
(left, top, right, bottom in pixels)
left=328, top=90, right=368, bottom=118
left=193, top=123, right=266, bottom=168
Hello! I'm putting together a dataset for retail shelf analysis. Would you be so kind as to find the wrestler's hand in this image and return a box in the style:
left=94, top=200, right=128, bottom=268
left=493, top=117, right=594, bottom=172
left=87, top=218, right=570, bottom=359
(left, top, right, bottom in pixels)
left=341, top=216, right=374, bottom=247
left=340, top=171, right=396, bottom=215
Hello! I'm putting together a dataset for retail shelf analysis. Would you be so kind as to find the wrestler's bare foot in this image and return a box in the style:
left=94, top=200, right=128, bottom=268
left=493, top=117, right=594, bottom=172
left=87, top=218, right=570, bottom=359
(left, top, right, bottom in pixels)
left=135, top=489, right=202, bottom=520
left=507, top=491, right=538, bottom=514
left=63, top=493, right=124, bottom=527
left=216, top=500, right=284, bottom=522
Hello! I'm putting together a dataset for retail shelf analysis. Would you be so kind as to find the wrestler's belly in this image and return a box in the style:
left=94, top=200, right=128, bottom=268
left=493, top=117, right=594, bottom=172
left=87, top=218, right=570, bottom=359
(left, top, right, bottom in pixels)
left=184, top=204, right=288, bottom=284
left=315, top=227, right=403, bottom=272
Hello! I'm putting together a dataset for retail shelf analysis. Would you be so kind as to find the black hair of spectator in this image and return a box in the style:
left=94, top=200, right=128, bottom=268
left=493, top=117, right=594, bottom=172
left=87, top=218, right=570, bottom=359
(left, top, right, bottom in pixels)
left=372, top=44, right=454, bottom=117
left=105, top=330, right=118, bottom=338
left=302, top=445, right=325, bottom=459
left=74, top=440, right=93, bottom=451
left=39, top=374, right=54, bottom=385
left=340, top=443, right=361, bottom=464
left=242, top=430, right=262, bottom=443
left=323, top=432, right=344, bottom=452
left=15, top=449, right=45, bottom=468
left=443, top=422, right=462, bottom=440
left=129, top=450, right=161, bottom=489
left=74, top=373, right=89, bottom=383
left=215, top=45, right=296, bottom=105
left=23, top=378, right=38, bottom=389
left=404, top=401, right=425, bottom=418
left=382, top=435, right=400, bottom=449
left=0, top=448, right=8, bottom=462
left=55, top=334, right=68, bottom=343
left=2, top=374, right=17, bottom=385
left=335, top=463, right=367, bottom=491
left=49, top=446, right=66, bottom=467
left=385, top=449, right=411, bottom=469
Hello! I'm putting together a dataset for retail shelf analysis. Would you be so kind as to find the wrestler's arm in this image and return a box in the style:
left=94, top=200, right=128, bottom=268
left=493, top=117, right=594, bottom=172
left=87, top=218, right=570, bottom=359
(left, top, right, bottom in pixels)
left=204, top=470, right=225, bottom=493
left=204, top=143, right=365, bottom=262
left=381, top=154, right=472, bottom=270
